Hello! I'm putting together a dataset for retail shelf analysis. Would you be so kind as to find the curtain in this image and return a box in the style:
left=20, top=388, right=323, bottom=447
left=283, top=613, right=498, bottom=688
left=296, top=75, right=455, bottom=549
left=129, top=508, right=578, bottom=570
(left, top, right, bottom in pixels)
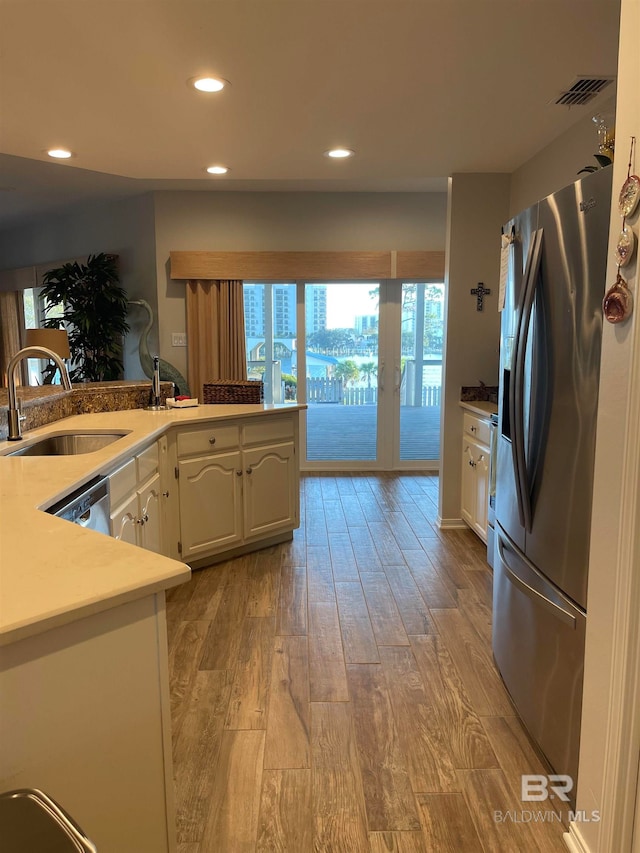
left=185, top=279, right=247, bottom=398
left=0, top=290, right=26, bottom=388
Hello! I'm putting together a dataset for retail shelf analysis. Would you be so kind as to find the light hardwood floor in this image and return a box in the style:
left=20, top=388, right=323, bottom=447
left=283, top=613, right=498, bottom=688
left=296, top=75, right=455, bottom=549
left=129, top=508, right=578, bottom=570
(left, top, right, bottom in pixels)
left=166, top=474, right=567, bottom=852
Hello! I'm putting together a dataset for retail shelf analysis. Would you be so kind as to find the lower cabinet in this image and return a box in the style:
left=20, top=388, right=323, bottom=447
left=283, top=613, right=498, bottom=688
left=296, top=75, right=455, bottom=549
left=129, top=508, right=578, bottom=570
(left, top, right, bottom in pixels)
left=243, top=441, right=297, bottom=539
left=460, top=411, right=491, bottom=543
left=175, top=413, right=299, bottom=563
left=0, top=593, right=176, bottom=853
left=109, top=440, right=165, bottom=554
left=178, top=450, right=244, bottom=559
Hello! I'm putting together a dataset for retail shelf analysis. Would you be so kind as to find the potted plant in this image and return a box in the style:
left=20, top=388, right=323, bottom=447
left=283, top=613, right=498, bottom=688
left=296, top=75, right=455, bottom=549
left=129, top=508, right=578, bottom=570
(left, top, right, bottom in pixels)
left=40, top=253, right=129, bottom=382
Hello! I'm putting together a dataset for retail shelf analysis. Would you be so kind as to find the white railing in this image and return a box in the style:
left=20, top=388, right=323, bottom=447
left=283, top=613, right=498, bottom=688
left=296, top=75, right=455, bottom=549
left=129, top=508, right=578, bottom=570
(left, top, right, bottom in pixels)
left=305, top=378, right=441, bottom=407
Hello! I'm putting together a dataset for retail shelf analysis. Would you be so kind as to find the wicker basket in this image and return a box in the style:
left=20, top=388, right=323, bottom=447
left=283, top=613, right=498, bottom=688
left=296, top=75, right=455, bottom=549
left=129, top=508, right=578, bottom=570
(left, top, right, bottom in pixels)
left=203, top=379, right=264, bottom=404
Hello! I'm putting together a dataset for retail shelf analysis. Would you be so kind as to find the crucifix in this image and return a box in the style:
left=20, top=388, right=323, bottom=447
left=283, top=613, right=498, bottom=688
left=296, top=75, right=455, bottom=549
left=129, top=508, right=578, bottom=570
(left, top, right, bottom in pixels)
left=470, top=282, right=491, bottom=311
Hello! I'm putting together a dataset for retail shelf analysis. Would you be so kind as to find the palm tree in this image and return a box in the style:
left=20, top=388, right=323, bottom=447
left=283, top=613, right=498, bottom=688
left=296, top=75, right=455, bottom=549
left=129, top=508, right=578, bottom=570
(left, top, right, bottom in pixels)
left=334, top=359, right=360, bottom=385
left=360, top=361, right=377, bottom=388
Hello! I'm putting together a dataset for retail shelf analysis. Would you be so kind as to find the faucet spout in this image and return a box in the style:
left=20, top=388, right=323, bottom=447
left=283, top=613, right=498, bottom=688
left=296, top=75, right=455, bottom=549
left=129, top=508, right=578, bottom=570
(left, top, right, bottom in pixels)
left=6, top=346, right=73, bottom=440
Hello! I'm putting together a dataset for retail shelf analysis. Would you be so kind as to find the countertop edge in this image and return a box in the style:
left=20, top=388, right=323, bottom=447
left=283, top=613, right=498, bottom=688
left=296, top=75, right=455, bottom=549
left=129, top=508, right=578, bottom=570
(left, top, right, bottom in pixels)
left=459, top=400, right=498, bottom=417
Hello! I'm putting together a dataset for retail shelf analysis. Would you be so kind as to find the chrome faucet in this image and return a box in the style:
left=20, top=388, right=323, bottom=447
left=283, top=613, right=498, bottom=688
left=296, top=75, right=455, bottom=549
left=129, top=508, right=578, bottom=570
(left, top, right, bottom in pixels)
left=5, top=346, right=73, bottom=440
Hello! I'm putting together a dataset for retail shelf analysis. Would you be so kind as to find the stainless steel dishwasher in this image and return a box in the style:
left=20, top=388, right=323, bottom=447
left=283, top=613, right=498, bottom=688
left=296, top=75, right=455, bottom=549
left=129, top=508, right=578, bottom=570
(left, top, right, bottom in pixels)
left=47, top=476, right=110, bottom=536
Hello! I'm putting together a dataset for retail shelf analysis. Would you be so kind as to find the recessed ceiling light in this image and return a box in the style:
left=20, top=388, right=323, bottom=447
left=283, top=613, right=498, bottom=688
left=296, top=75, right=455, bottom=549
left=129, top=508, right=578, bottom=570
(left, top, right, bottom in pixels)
left=324, top=148, right=354, bottom=159
left=191, top=76, right=228, bottom=93
left=206, top=165, right=230, bottom=175
left=47, top=148, right=73, bottom=159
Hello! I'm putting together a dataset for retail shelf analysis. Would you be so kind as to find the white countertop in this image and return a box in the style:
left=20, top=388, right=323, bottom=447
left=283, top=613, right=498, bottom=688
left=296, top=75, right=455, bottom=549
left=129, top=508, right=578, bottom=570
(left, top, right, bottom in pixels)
left=0, top=403, right=304, bottom=645
left=459, top=400, right=498, bottom=418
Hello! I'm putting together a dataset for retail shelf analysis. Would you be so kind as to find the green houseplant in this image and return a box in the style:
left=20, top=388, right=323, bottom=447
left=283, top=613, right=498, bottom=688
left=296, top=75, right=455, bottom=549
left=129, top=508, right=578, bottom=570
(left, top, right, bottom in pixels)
left=40, top=253, right=129, bottom=382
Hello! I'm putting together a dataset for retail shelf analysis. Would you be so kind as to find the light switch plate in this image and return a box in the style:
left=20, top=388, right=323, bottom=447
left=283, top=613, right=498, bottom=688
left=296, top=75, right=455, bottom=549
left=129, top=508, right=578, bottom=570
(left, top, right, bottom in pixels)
left=171, top=332, right=187, bottom=347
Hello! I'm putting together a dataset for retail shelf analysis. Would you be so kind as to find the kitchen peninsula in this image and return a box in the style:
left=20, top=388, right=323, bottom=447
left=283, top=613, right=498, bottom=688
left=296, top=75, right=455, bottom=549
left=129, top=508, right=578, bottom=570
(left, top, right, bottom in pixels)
left=0, top=401, right=304, bottom=852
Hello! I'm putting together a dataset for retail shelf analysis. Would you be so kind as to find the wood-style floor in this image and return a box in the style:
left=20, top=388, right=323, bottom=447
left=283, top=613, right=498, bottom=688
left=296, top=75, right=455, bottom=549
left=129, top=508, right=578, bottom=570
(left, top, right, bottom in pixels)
left=166, top=474, right=567, bottom=852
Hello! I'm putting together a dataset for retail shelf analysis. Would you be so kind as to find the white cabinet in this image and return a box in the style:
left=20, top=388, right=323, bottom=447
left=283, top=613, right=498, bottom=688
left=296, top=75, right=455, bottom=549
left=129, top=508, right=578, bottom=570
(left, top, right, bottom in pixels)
left=175, top=413, right=299, bottom=563
left=461, top=412, right=491, bottom=543
left=178, top=450, right=244, bottom=559
left=109, top=439, right=166, bottom=554
left=243, top=441, right=297, bottom=539
left=0, top=593, right=176, bottom=853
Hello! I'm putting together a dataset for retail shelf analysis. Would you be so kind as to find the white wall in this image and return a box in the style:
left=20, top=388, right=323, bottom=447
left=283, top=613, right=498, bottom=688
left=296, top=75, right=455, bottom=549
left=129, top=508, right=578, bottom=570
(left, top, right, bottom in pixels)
left=153, top=191, right=448, bottom=377
left=0, top=194, right=158, bottom=378
left=439, top=173, right=510, bottom=522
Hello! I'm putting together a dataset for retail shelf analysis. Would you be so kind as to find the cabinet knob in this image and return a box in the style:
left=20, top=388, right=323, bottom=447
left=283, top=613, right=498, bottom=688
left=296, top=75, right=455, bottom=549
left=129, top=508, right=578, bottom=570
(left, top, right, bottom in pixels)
left=136, top=516, right=145, bottom=525
left=470, top=425, right=477, bottom=432
left=468, top=459, right=476, bottom=468
left=236, top=470, right=243, bottom=477
left=209, top=436, right=216, bottom=445
left=162, top=490, right=170, bottom=498
left=246, top=467, right=253, bottom=475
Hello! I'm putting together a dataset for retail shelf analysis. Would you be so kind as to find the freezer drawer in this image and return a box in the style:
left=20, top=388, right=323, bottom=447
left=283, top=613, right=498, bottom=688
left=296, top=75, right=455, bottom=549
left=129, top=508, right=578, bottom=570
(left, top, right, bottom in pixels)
left=493, top=526, right=585, bottom=801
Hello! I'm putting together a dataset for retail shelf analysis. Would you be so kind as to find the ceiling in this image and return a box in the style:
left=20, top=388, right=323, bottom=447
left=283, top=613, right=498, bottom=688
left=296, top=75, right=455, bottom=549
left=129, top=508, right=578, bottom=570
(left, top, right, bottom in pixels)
left=0, top=0, right=621, bottom=229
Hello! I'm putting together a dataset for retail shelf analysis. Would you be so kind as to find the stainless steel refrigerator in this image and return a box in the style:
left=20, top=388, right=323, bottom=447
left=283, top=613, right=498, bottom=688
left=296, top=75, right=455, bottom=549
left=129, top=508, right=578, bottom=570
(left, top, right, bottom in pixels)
left=493, top=166, right=612, bottom=796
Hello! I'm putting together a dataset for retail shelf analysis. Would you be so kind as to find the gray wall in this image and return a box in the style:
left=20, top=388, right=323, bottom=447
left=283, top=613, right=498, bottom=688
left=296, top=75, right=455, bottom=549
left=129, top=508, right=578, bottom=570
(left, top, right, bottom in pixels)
left=439, top=173, right=511, bottom=523
left=0, top=194, right=158, bottom=378
left=509, top=98, right=615, bottom=216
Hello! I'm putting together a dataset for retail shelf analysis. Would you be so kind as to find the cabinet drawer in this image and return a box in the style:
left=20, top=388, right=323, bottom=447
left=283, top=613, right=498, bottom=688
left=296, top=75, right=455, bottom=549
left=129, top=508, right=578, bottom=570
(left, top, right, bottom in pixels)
left=177, top=423, right=239, bottom=457
left=463, top=412, right=490, bottom=446
left=242, top=416, right=294, bottom=447
left=136, top=442, right=159, bottom=482
left=108, top=458, right=137, bottom=507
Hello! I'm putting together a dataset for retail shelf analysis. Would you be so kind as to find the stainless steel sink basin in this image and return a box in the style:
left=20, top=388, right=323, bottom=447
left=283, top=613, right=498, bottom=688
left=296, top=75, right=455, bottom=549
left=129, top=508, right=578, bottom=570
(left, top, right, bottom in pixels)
left=6, top=431, right=129, bottom=457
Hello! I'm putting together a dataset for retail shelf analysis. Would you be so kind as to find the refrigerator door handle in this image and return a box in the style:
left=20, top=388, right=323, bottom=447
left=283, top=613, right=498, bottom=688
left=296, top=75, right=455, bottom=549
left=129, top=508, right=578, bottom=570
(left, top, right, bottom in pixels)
left=497, top=534, right=577, bottom=629
left=513, top=228, right=543, bottom=533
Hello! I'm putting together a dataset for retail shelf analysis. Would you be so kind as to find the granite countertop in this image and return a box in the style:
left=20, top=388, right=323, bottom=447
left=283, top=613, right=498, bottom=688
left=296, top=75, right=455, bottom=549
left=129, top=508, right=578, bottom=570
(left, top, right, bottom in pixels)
left=0, top=403, right=304, bottom=646
left=0, top=380, right=174, bottom=440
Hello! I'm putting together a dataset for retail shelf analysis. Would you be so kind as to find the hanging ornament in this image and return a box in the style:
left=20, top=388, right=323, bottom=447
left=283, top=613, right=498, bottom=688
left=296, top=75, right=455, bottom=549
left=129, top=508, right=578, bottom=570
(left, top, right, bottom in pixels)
left=614, top=224, right=636, bottom=267
left=619, top=174, right=640, bottom=217
left=603, top=271, right=633, bottom=324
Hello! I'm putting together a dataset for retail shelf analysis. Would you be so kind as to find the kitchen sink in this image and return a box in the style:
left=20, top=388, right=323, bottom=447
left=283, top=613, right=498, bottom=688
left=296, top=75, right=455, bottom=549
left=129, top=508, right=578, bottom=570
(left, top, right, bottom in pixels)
left=5, top=431, right=129, bottom=457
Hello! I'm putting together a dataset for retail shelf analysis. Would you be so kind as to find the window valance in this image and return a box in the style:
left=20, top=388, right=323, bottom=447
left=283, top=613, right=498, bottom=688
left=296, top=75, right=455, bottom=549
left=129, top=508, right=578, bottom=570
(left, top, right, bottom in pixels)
left=170, top=250, right=445, bottom=282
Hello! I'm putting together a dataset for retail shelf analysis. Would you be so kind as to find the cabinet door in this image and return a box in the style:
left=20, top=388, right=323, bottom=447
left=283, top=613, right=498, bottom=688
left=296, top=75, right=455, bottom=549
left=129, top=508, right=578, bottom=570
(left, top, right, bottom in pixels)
left=461, top=439, right=476, bottom=527
left=243, top=442, right=296, bottom=539
left=473, top=446, right=489, bottom=542
left=178, top=451, right=243, bottom=559
left=138, top=472, right=162, bottom=554
left=110, top=492, right=139, bottom=546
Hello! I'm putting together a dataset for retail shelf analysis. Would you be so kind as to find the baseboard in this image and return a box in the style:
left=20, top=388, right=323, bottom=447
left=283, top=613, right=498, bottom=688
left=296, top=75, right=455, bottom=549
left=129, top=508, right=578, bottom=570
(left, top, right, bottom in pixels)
left=437, top=515, right=467, bottom=530
left=188, top=530, right=294, bottom=570
left=563, top=823, right=591, bottom=853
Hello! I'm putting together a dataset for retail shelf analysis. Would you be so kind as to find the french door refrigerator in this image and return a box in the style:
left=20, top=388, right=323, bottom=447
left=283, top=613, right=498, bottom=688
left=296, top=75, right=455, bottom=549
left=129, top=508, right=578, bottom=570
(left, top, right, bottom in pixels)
left=493, top=166, right=612, bottom=797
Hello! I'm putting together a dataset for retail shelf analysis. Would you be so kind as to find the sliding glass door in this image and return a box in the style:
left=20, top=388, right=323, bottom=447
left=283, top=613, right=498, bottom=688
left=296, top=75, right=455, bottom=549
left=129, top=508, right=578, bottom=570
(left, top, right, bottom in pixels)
left=304, top=282, right=380, bottom=463
left=244, top=280, right=444, bottom=470
left=398, top=282, right=444, bottom=463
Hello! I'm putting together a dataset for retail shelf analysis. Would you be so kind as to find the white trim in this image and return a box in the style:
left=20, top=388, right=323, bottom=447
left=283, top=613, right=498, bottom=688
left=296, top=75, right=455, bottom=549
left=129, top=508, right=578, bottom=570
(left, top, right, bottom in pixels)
left=564, top=825, right=591, bottom=853
left=586, top=320, right=640, bottom=851
left=436, top=515, right=467, bottom=530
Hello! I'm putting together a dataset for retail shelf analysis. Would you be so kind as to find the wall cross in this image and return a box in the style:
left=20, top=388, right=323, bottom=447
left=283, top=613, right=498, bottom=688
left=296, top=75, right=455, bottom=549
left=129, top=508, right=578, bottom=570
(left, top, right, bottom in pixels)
left=470, top=282, right=491, bottom=311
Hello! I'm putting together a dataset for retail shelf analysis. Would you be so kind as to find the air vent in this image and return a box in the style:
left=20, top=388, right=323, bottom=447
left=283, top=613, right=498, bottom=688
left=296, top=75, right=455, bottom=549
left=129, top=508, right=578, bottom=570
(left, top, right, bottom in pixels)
left=554, top=77, right=614, bottom=106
